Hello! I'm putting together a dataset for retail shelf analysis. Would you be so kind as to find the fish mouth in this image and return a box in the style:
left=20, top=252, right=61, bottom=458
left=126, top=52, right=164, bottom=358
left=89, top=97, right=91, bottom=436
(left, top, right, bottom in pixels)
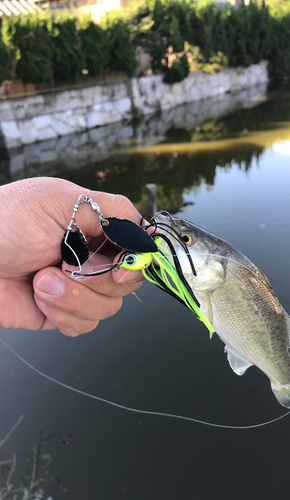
left=149, top=213, right=197, bottom=277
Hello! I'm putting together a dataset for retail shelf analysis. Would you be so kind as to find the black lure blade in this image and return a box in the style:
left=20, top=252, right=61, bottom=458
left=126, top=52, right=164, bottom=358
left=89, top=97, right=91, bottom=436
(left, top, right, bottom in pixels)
left=61, top=227, right=89, bottom=266
left=101, top=218, right=158, bottom=253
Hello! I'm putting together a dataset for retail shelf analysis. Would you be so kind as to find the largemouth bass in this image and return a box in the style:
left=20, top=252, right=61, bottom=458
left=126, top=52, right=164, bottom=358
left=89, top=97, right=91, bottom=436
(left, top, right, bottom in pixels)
left=156, top=214, right=290, bottom=408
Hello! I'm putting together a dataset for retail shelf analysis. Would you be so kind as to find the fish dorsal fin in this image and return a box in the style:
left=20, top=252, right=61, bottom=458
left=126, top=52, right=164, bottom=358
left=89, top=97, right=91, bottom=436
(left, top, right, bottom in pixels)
left=225, top=346, right=253, bottom=376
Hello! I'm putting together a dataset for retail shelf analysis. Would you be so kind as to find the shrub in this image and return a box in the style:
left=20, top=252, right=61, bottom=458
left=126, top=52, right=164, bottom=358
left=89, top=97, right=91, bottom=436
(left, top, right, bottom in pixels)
left=129, top=0, right=290, bottom=80
left=2, top=12, right=54, bottom=83
left=0, top=37, right=13, bottom=85
left=52, top=15, right=85, bottom=83
left=2, top=12, right=54, bottom=57
left=79, top=21, right=109, bottom=77
left=102, top=12, right=137, bottom=76
left=267, top=14, right=290, bottom=80
left=129, top=0, right=194, bottom=74
left=163, top=53, right=189, bottom=83
left=16, top=53, right=53, bottom=83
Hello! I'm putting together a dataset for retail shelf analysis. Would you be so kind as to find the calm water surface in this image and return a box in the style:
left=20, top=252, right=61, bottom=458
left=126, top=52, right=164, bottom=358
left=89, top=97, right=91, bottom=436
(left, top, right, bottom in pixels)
left=0, top=85, right=290, bottom=499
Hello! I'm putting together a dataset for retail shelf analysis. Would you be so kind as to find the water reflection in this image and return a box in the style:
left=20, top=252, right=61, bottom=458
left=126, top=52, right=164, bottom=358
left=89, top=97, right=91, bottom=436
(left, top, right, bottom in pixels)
left=1, top=84, right=269, bottom=190
left=4, top=82, right=290, bottom=214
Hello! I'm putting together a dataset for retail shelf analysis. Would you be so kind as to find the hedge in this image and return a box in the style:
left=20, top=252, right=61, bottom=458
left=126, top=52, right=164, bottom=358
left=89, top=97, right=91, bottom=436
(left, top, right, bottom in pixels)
left=0, top=1, right=290, bottom=87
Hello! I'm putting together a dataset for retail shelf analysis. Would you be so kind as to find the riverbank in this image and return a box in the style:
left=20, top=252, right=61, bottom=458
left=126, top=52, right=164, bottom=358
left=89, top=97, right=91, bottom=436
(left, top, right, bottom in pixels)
left=0, top=83, right=269, bottom=184
left=0, top=61, right=268, bottom=150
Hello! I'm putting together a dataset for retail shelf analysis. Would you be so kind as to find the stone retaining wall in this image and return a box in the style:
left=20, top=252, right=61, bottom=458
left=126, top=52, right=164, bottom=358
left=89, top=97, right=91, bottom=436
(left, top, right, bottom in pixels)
left=2, top=82, right=268, bottom=184
left=0, top=61, right=269, bottom=150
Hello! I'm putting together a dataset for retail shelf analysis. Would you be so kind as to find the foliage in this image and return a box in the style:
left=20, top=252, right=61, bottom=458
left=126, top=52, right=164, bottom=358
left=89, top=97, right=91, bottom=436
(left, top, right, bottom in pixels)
left=2, top=0, right=290, bottom=86
left=163, top=53, right=189, bottom=83
left=185, top=43, right=228, bottom=74
left=2, top=12, right=54, bottom=84
left=0, top=37, right=13, bottom=85
left=102, top=11, right=137, bottom=76
left=222, top=2, right=272, bottom=67
left=267, top=14, right=290, bottom=80
left=0, top=416, right=68, bottom=499
left=129, top=0, right=194, bottom=74
left=2, top=12, right=54, bottom=58
left=16, top=53, right=53, bottom=83
left=79, top=21, right=109, bottom=77
left=128, top=0, right=290, bottom=81
left=256, top=0, right=290, bottom=17
left=52, top=13, right=85, bottom=83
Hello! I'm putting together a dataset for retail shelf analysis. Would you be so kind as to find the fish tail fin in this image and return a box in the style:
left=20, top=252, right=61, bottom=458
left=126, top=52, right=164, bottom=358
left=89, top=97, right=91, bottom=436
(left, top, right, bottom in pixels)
left=271, top=383, right=290, bottom=409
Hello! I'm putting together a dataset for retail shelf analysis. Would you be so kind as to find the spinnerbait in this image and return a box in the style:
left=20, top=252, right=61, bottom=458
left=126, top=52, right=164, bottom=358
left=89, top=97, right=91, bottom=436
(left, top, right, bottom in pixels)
left=60, top=196, right=214, bottom=333
left=61, top=194, right=158, bottom=269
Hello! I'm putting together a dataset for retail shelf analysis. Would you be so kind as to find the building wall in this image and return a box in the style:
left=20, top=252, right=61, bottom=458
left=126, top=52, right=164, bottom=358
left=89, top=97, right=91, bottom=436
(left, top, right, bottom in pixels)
left=76, top=0, right=127, bottom=23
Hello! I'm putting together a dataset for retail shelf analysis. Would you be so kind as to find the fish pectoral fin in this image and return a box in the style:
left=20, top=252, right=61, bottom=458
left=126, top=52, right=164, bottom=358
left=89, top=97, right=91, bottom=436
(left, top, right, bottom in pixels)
left=226, top=347, right=253, bottom=376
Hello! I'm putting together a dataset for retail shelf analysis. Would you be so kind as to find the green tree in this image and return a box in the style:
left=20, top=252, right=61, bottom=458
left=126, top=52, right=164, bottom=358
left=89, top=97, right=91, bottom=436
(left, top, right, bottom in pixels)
left=163, top=52, right=189, bottom=83
left=52, top=14, right=85, bottom=83
left=2, top=12, right=54, bottom=83
left=102, top=12, right=137, bottom=76
left=129, top=0, right=194, bottom=73
left=267, top=14, right=290, bottom=80
left=0, top=37, right=13, bottom=85
left=257, top=0, right=290, bottom=17
left=79, top=21, right=109, bottom=77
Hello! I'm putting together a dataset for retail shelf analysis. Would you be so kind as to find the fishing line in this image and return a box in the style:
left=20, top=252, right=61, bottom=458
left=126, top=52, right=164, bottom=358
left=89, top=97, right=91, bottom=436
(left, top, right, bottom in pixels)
left=1, top=337, right=289, bottom=430
left=118, top=278, right=143, bottom=303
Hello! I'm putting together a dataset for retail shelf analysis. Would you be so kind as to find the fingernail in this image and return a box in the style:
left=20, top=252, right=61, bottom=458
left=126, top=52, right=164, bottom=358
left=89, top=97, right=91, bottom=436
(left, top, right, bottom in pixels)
left=37, top=272, right=65, bottom=295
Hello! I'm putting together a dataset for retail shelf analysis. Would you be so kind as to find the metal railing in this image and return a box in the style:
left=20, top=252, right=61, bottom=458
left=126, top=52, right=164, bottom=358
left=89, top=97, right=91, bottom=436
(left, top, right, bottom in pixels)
left=2, top=71, right=126, bottom=99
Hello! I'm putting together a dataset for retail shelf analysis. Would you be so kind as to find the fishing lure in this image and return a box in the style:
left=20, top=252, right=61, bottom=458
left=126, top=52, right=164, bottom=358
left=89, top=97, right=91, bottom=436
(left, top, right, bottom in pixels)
left=61, top=194, right=157, bottom=267
left=61, top=196, right=214, bottom=333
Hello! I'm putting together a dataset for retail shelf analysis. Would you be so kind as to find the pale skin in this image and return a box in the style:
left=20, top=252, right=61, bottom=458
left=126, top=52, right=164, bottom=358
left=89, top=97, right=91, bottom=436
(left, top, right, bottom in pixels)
left=0, top=177, right=145, bottom=336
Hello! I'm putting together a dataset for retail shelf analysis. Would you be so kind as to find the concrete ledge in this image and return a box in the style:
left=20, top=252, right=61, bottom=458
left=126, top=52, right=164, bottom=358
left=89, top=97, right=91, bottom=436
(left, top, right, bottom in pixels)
left=0, top=61, right=269, bottom=150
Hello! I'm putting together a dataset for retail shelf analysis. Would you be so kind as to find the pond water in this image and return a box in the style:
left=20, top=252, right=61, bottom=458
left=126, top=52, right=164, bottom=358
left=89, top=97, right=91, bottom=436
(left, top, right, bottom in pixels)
left=0, top=83, right=290, bottom=499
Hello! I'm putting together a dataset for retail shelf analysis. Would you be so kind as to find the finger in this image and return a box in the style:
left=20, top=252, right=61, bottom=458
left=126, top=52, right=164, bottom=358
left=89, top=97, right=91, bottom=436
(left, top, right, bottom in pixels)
left=112, top=266, right=145, bottom=284
left=62, top=253, right=143, bottom=296
left=34, top=267, right=123, bottom=322
left=52, top=180, right=144, bottom=237
left=0, top=277, right=45, bottom=331
left=111, top=252, right=146, bottom=285
left=34, top=298, right=100, bottom=336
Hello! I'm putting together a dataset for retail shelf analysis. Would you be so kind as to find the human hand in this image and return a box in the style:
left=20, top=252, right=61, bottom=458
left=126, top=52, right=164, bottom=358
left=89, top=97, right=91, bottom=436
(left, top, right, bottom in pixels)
left=0, top=177, right=145, bottom=336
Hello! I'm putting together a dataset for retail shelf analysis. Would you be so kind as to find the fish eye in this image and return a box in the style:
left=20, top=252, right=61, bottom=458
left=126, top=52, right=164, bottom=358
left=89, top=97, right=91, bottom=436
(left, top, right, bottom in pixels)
left=180, top=231, right=195, bottom=245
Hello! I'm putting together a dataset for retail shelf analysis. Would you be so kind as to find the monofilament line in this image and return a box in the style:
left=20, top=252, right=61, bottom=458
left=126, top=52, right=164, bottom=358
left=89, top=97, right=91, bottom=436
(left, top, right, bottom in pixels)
left=1, top=337, right=289, bottom=430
